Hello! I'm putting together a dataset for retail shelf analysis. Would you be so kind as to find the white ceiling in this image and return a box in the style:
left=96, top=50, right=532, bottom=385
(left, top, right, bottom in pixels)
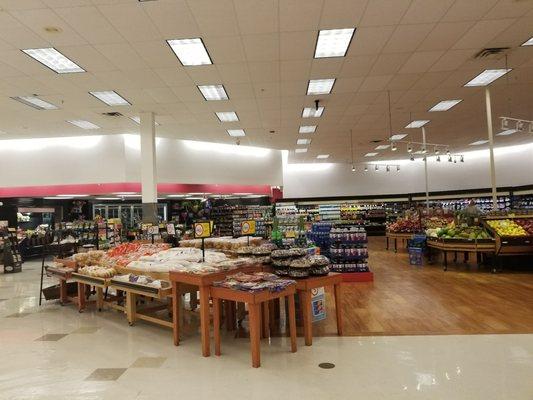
left=0, top=0, right=532, bottom=163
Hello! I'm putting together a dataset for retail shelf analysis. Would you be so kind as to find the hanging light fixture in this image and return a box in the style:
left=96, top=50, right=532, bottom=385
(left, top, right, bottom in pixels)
left=391, top=142, right=397, bottom=151
left=386, top=165, right=390, bottom=172
left=396, top=165, right=400, bottom=171
left=436, top=155, right=441, bottom=162
left=421, top=146, right=427, bottom=154
left=364, top=165, right=368, bottom=172
left=375, top=164, right=379, bottom=171
left=448, top=155, right=452, bottom=162
left=407, top=143, right=413, bottom=153
left=434, top=147, right=440, bottom=154
left=446, top=148, right=451, bottom=156
left=349, top=129, right=356, bottom=172
left=351, top=165, right=356, bottom=172
left=410, top=155, right=415, bottom=161
left=460, top=155, right=464, bottom=163
left=453, top=156, right=457, bottom=164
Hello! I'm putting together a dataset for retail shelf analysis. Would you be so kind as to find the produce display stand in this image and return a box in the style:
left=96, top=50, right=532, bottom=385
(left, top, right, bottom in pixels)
left=71, top=273, right=123, bottom=313
left=44, top=263, right=77, bottom=305
left=385, top=231, right=415, bottom=252
left=210, top=284, right=297, bottom=368
left=482, top=216, right=533, bottom=256
left=294, top=273, right=343, bottom=346
left=426, top=238, right=496, bottom=271
left=109, top=278, right=172, bottom=328
left=169, top=263, right=264, bottom=357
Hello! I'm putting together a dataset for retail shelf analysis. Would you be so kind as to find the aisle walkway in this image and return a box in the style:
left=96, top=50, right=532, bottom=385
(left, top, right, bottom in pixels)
left=0, top=255, right=532, bottom=399
left=319, top=237, right=533, bottom=336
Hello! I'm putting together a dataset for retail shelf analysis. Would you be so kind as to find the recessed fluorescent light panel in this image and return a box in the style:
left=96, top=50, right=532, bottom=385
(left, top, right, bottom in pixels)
left=470, top=140, right=489, bottom=146
left=11, top=96, right=58, bottom=110
left=129, top=116, right=160, bottom=126
left=198, top=85, right=228, bottom=101
left=167, top=38, right=212, bottom=66
left=496, top=129, right=518, bottom=136
left=216, top=112, right=239, bottom=122
left=297, top=139, right=311, bottom=145
left=405, top=120, right=430, bottom=128
left=299, top=125, right=316, bottom=134
left=464, top=69, right=512, bottom=87
left=22, top=48, right=85, bottom=74
left=429, top=99, right=462, bottom=112
left=307, top=79, right=335, bottom=95
left=522, top=37, right=533, bottom=46
left=227, top=129, right=245, bottom=137
left=95, top=197, right=119, bottom=200
left=375, top=144, right=390, bottom=150
left=365, top=152, right=378, bottom=157
left=316, top=154, right=329, bottom=159
left=302, top=107, right=324, bottom=118
left=389, top=134, right=407, bottom=141
left=90, top=91, right=130, bottom=106
left=295, top=148, right=308, bottom=153
left=67, top=120, right=100, bottom=130
left=314, top=28, right=355, bottom=58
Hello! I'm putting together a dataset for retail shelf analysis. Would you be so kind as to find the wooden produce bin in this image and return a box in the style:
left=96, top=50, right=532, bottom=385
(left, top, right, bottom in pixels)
left=385, top=231, right=415, bottom=252
left=483, top=216, right=533, bottom=256
left=71, top=273, right=122, bottom=313
left=426, top=237, right=496, bottom=271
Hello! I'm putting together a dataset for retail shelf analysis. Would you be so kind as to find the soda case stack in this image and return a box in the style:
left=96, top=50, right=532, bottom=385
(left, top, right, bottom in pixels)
left=307, top=222, right=333, bottom=256
left=329, top=224, right=370, bottom=273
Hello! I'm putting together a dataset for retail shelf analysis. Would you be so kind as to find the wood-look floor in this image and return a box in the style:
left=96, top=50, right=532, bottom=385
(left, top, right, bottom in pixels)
left=316, top=236, right=533, bottom=336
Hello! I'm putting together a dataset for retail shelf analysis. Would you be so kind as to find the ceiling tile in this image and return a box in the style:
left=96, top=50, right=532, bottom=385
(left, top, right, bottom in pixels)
left=399, top=51, right=444, bottom=74
left=187, top=0, right=240, bottom=36
left=359, top=75, right=393, bottom=92
left=452, top=19, right=515, bottom=49
left=280, top=0, right=322, bottom=32
left=142, top=0, right=200, bottom=38
left=280, top=31, right=316, bottom=61
left=417, top=21, right=475, bottom=51
left=233, top=0, right=278, bottom=34
left=401, top=0, right=455, bottom=24
left=319, top=0, right=367, bottom=29
left=360, top=0, right=411, bottom=26
left=382, top=24, right=435, bottom=53
left=242, top=34, right=279, bottom=62
left=216, top=63, right=251, bottom=83
left=97, top=3, right=162, bottom=42
left=442, top=0, right=498, bottom=22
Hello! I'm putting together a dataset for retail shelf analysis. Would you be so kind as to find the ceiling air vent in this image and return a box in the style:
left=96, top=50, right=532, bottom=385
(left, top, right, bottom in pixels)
left=101, top=112, right=123, bottom=117
left=371, top=139, right=382, bottom=143
left=474, top=47, right=510, bottom=59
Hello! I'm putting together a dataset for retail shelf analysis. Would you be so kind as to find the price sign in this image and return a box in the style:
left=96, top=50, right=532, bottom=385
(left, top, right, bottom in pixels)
left=194, top=221, right=212, bottom=239
left=147, top=225, right=159, bottom=235
left=240, top=220, right=256, bottom=236
left=166, top=224, right=176, bottom=236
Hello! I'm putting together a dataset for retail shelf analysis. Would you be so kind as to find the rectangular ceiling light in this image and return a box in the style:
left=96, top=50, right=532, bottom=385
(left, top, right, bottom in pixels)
left=227, top=129, right=245, bottom=137
left=90, top=91, right=130, bottom=106
left=302, top=107, right=324, bottom=118
left=314, top=28, right=355, bottom=58
left=11, top=96, right=58, bottom=110
left=167, top=38, right=212, bottom=66
left=375, top=144, right=390, bottom=150
left=129, top=116, right=160, bottom=126
left=295, top=148, right=308, bottom=153
left=299, top=125, right=316, bottom=134
left=22, top=47, right=85, bottom=74
left=198, top=85, right=228, bottom=100
left=389, top=133, right=407, bottom=141
left=316, top=154, right=329, bottom=159
left=365, top=152, right=378, bottom=157
left=307, top=78, right=335, bottom=95
left=297, top=138, right=311, bottom=145
left=405, top=120, right=430, bottom=128
left=67, top=120, right=100, bottom=130
left=464, top=69, right=512, bottom=87
left=429, top=99, right=462, bottom=112
left=469, top=140, right=489, bottom=145
left=521, top=37, right=533, bottom=46
left=216, top=111, right=239, bottom=122
left=496, top=129, right=518, bottom=136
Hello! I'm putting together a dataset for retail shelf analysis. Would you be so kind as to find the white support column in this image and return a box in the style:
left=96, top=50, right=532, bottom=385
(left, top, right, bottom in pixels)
left=485, top=87, right=498, bottom=210
left=422, top=127, right=429, bottom=210
left=140, top=112, right=158, bottom=223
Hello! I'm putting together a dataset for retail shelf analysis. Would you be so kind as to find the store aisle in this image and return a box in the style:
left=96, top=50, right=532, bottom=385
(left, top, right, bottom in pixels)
left=0, top=261, right=532, bottom=399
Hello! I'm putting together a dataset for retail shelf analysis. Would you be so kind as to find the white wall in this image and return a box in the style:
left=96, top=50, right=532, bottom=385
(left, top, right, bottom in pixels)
left=282, top=143, right=533, bottom=198
left=0, top=134, right=284, bottom=188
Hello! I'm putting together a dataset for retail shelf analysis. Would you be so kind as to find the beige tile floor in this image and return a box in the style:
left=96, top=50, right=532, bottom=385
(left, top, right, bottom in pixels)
left=1, top=261, right=532, bottom=400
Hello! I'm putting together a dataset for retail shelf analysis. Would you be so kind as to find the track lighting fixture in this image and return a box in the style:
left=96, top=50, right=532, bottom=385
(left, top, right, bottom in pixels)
left=460, top=155, right=464, bottom=162
left=391, top=142, right=397, bottom=151
left=407, top=143, right=412, bottom=153
left=386, top=165, right=390, bottom=172
left=434, top=147, right=439, bottom=155
left=351, top=165, right=356, bottom=172
left=436, top=155, right=441, bottom=162
left=448, top=155, right=452, bottom=162
left=446, top=148, right=451, bottom=156
left=364, top=166, right=368, bottom=172
left=410, top=155, right=415, bottom=161
left=453, top=156, right=457, bottom=164
left=375, top=164, right=379, bottom=171
left=396, top=165, right=400, bottom=171
left=421, top=147, right=427, bottom=154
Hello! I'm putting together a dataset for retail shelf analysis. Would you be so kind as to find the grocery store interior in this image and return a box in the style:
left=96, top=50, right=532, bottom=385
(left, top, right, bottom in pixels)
left=0, top=0, right=532, bottom=399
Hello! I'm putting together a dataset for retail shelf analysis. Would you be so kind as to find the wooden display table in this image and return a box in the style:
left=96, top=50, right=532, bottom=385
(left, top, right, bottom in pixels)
left=109, top=278, right=172, bottom=328
left=427, top=238, right=496, bottom=271
left=71, top=273, right=123, bottom=313
left=45, top=264, right=76, bottom=305
left=169, top=263, right=263, bottom=357
left=210, top=285, right=297, bottom=368
left=295, top=273, right=343, bottom=346
left=386, top=232, right=414, bottom=252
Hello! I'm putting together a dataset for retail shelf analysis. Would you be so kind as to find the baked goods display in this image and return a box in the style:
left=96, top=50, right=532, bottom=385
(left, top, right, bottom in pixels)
left=179, top=236, right=263, bottom=251
left=78, top=265, right=116, bottom=278
left=112, top=273, right=168, bottom=289
left=214, top=272, right=295, bottom=293
left=73, top=250, right=106, bottom=267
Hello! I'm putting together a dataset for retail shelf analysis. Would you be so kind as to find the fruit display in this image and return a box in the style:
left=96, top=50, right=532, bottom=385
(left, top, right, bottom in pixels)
left=387, top=217, right=422, bottom=233
left=515, top=218, right=533, bottom=235
left=426, top=224, right=491, bottom=240
left=423, top=216, right=454, bottom=229
left=486, top=219, right=528, bottom=237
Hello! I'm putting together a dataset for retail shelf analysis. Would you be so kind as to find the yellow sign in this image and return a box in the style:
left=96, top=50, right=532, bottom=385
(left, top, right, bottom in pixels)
left=194, top=221, right=212, bottom=238
left=241, top=220, right=256, bottom=236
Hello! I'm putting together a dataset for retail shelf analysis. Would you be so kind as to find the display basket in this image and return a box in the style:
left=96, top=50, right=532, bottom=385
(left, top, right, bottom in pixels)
left=408, top=247, right=424, bottom=266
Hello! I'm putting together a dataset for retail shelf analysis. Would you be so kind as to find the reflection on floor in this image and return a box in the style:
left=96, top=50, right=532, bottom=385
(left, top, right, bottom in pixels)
left=0, top=255, right=532, bottom=399
left=316, top=237, right=533, bottom=337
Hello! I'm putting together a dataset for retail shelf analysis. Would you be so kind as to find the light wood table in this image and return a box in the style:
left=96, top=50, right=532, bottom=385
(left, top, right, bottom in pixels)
left=295, top=273, right=344, bottom=346
left=169, top=263, right=264, bottom=357
left=71, top=273, right=124, bottom=313
left=45, top=265, right=76, bottom=305
left=427, top=238, right=496, bottom=271
left=210, top=285, right=297, bottom=368
left=386, top=232, right=415, bottom=252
